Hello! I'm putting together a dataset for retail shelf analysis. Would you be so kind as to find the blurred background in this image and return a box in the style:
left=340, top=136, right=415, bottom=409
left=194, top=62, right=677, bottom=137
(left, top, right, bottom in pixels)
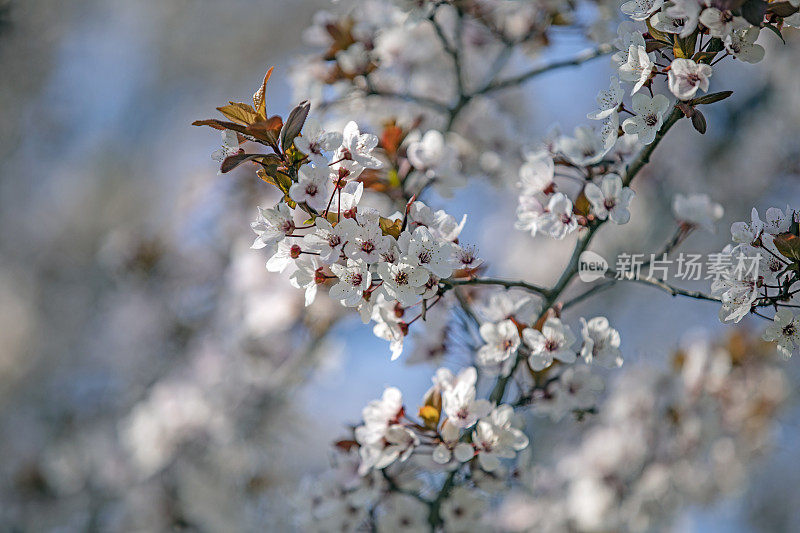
left=0, top=0, right=799, bottom=531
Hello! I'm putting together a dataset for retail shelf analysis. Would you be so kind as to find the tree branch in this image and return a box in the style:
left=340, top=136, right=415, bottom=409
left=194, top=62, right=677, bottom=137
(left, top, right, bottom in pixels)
left=476, top=42, right=614, bottom=95
left=447, top=277, right=549, bottom=296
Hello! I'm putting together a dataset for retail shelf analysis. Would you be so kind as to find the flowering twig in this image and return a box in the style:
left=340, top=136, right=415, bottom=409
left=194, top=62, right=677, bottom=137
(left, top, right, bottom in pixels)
left=484, top=104, right=686, bottom=408
left=477, top=42, right=614, bottom=95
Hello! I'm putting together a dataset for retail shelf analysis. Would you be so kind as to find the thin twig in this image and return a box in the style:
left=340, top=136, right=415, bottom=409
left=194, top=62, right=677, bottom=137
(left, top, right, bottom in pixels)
left=447, top=277, right=548, bottom=296
left=476, top=42, right=614, bottom=95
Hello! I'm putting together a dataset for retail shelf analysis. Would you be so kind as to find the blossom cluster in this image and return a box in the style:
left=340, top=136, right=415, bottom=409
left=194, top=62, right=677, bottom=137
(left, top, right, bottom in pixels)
left=477, top=307, right=622, bottom=377
left=499, top=332, right=787, bottom=532
left=191, top=0, right=800, bottom=529
left=514, top=0, right=789, bottom=243
left=710, top=206, right=800, bottom=355
left=213, top=110, right=485, bottom=359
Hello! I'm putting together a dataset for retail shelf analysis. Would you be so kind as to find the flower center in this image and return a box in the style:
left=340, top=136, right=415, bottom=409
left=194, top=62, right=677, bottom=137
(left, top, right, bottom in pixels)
left=361, top=241, right=375, bottom=254
left=395, top=271, right=409, bottom=285
left=645, top=113, right=658, bottom=127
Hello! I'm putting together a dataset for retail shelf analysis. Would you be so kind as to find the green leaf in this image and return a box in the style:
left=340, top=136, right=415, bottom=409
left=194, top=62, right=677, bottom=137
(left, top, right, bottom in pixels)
left=645, top=39, right=672, bottom=53
left=691, top=110, right=707, bottom=134
left=740, top=0, right=768, bottom=26
left=281, top=100, right=311, bottom=152
left=690, top=91, right=733, bottom=105
left=774, top=232, right=800, bottom=263
left=692, top=51, right=718, bottom=64
left=767, top=1, right=800, bottom=17
left=706, top=37, right=725, bottom=53
left=645, top=17, right=669, bottom=43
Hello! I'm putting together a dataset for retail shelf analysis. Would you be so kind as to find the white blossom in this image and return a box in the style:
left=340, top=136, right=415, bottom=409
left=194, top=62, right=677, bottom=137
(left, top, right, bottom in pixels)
left=547, top=366, right=604, bottom=420
left=266, top=240, right=299, bottom=273
left=441, top=367, right=492, bottom=429
left=470, top=405, right=529, bottom=471
left=345, top=218, right=392, bottom=264
left=763, top=309, right=800, bottom=358
left=336, top=120, right=383, bottom=170
left=289, top=256, right=322, bottom=306
left=523, top=318, right=578, bottom=371
left=398, top=226, right=457, bottom=279
left=289, top=164, right=331, bottom=212
left=211, top=129, right=239, bottom=162
left=407, top=201, right=466, bottom=242
left=580, top=317, right=623, bottom=368
left=450, top=244, right=483, bottom=271
left=711, top=252, right=759, bottom=323
left=584, top=174, right=635, bottom=224
left=620, top=0, right=664, bottom=20
left=699, top=7, right=740, bottom=39
left=373, top=301, right=407, bottom=360
left=515, top=192, right=548, bottom=237
left=518, top=150, right=555, bottom=195
left=612, top=22, right=646, bottom=68
left=560, top=125, right=610, bottom=166
left=330, top=259, right=372, bottom=306
left=725, top=27, right=765, bottom=63
left=406, top=130, right=462, bottom=195
left=440, top=487, right=489, bottom=532
left=477, top=319, right=521, bottom=376
left=622, top=93, right=670, bottom=145
left=294, top=118, right=343, bottom=165
left=618, top=45, right=655, bottom=94
left=335, top=41, right=370, bottom=75
left=377, top=495, right=429, bottom=533
left=330, top=180, right=364, bottom=219
left=731, top=208, right=764, bottom=244
left=651, top=9, right=691, bottom=36
left=672, top=193, right=724, bottom=232
left=668, top=58, right=712, bottom=100
left=433, top=419, right=475, bottom=466
left=587, top=77, right=623, bottom=120
left=540, top=193, right=579, bottom=240
left=377, top=261, right=428, bottom=307
left=303, top=217, right=357, bottom=263
left=251, top=203, right=295, bottom=250
left=666, top=0, right=701, bottom=38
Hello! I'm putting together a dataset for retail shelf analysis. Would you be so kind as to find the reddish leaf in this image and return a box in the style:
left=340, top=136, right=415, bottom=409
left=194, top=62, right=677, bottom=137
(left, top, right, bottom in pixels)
left=253, top=66, right=274, bottom=119
left=220, top=153, right=280, bottom=174
left=281, top=101, right=310, bottom=152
